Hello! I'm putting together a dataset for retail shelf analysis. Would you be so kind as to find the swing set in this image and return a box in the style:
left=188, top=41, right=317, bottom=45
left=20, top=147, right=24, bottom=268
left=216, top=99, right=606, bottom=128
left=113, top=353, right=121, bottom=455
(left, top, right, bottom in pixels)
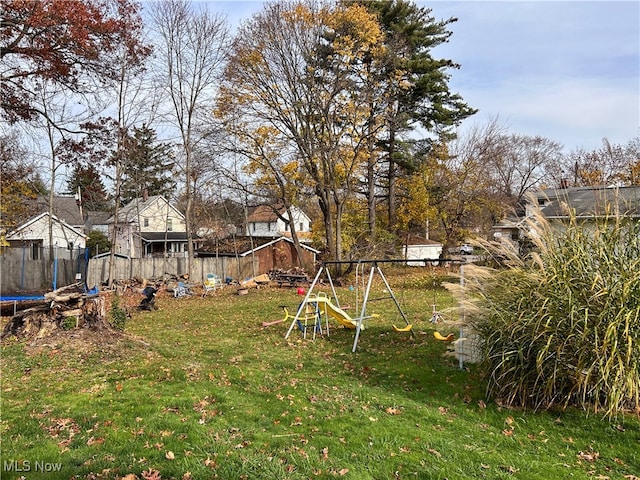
left=284, top=260, right=415, bottom=352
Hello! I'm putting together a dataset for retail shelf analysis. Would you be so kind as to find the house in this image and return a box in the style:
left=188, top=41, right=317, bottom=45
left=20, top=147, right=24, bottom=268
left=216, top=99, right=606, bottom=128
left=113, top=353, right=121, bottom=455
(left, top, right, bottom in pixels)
left=529, top=185, right=640, bottom=220
left=31, top=195, right=85, bottom=231
left=493, top=185, right=640, bottom=249
left=106, top=195, right=188, bottom=258
left=402, top=235, right=443, bottom=266
left=246, top=205, right=312, bottom=241
left=4, top=196, right=87, bottom=260
left=196, top=236, right=319, bottom=272
left=84, top=210, right=111, bottom=236
left=5, top=212, right=87, bottom=260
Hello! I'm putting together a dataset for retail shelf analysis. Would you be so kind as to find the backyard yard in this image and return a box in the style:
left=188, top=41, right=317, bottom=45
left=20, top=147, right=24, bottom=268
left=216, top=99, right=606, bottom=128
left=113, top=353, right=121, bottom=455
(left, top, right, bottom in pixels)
left=1, top=270, right=639, bottom=479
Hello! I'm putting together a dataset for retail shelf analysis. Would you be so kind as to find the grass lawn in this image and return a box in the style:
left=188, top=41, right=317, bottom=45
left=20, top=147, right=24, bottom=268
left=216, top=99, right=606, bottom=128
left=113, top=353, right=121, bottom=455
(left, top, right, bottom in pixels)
left=2, top=272, right=639, bottom=479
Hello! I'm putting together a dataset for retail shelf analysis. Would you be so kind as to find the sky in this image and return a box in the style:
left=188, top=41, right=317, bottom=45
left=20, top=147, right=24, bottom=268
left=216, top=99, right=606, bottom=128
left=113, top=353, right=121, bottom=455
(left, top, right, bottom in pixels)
left=204, top=0, right=639, bottom=153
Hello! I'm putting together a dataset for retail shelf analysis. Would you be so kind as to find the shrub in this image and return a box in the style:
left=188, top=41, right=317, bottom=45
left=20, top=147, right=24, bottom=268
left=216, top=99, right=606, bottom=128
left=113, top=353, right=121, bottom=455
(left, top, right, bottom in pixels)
left=110, top=295, right=128, bottom=332
left=460, top=209, right=640, bottom=419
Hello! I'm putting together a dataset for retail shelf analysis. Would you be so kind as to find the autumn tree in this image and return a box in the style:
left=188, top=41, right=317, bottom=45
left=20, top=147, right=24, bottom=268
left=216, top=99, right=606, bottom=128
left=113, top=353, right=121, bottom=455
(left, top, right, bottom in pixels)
left=0, top=131, right=46, bottom=233
left=149, top=0, right=229, bottom=277
left=1, top=0, right=148, bottom=125
left=220, top=124, right=310, bottom=267
left=220, top=1, right=390, bottom=263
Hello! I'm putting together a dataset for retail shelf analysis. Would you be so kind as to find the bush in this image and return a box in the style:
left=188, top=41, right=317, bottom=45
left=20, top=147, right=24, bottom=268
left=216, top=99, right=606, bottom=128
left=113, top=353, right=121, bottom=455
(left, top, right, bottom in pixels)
left=462, top=209, right=640, bottom=419
left=110, top=295, right=128, bottom=332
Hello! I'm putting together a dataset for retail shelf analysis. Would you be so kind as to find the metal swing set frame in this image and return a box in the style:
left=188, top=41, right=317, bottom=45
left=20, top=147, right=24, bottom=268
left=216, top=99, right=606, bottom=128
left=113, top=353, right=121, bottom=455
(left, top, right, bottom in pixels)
left=284, top=260, right=415, bottom=352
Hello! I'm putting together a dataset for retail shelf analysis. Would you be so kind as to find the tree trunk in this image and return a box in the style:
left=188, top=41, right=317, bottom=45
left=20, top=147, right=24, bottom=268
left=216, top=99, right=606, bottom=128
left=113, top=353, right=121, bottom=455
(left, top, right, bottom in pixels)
left=1, top=284, right=114, bottom=340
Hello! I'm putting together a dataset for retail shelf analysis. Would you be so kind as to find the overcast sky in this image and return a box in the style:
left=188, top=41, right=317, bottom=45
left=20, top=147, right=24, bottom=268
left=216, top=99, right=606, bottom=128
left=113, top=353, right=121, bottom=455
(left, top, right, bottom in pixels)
left=202, top=0, right=639, bottom=153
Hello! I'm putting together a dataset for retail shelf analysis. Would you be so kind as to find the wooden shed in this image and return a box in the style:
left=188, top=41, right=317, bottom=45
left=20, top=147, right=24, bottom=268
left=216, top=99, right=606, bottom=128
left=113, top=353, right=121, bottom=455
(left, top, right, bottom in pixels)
left=196, top=236, right=319, bottom=273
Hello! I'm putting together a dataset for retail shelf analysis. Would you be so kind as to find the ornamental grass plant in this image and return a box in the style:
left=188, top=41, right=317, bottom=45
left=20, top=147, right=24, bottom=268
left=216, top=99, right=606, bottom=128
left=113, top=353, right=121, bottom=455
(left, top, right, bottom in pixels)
left=458, top=205, right=640, bottom=419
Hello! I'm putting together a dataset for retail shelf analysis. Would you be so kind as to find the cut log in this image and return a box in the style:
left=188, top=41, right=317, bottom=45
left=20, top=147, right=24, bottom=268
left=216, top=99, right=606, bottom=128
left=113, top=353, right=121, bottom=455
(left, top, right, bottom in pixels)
left=1, top=289, right=113, bottom=340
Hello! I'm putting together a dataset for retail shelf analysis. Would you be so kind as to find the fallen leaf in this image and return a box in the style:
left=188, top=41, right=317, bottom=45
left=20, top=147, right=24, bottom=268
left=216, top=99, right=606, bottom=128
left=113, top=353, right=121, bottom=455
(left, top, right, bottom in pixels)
left=339, top=468, right=349, bottom=476
left=577, top=451, right=599, bottom=463
left=385, top=407, right=401, bottom=415
left=141, top=469, right=162, bottom=480
left=165, top=451, right=175, bottom=460
left=87, top=436, right=105, bottom=446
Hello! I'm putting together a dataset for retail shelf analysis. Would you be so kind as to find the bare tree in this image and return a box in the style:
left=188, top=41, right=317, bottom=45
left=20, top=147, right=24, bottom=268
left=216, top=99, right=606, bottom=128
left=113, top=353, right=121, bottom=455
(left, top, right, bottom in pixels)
left=548, top=136, right=640, bottom=188
left=149, top=0, right=230, bottom=276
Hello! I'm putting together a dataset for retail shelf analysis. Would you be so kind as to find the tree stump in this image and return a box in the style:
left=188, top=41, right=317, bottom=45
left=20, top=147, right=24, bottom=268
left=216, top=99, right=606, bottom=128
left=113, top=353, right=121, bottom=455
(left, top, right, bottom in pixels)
left=1, top=283, right=115, bottom=340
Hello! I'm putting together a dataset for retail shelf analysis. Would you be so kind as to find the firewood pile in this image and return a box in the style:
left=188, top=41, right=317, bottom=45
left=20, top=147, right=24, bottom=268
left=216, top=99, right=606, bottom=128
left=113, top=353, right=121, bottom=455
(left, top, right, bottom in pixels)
left=268, top=268, right=310, bottom=287
left=1, top=283, right=113, bottom=340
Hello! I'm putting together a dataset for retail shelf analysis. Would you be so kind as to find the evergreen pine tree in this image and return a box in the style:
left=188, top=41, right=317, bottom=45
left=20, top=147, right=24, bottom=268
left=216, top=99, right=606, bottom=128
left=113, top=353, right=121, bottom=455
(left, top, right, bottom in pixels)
left=121, top=125, right=176, bottom=204
left=65, top=163, right=111, bottom=211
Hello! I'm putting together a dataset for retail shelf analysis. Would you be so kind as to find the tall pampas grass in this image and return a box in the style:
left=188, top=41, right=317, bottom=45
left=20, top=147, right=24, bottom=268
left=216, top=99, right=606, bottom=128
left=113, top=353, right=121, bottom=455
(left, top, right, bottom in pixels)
left=451, top=203, right=640, bottom=419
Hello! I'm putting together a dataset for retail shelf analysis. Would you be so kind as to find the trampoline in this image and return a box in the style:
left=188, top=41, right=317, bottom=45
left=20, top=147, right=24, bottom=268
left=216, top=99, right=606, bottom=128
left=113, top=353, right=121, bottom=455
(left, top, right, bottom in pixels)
left=1, top=295, right=46, bottom=316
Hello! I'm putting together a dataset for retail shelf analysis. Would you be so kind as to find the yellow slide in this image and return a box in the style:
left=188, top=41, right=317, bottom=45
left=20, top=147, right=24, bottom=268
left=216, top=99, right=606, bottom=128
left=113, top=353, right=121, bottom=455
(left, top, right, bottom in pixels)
left=313, top=296, right=362, bottom=330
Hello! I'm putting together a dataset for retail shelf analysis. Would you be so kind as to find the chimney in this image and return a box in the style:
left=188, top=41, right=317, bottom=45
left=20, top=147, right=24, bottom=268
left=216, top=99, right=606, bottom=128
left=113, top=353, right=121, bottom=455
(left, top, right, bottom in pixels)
left=143, top=188, right=148, bottom=201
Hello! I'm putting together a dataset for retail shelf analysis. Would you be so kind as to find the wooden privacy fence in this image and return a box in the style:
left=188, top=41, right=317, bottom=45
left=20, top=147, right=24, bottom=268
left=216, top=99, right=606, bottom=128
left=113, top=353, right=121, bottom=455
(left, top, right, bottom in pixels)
left=1, top=252, right=259, bottom=293
left=1, top=247, right=86, bottom=292
left=86, top=256, right=259, bottom=287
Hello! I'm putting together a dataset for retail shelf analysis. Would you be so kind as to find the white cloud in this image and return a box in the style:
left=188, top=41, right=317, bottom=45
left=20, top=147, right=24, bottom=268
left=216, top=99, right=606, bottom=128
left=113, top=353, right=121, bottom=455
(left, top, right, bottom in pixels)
left=464, top=77, right=639, bottom=150
left=429, top=1, right=640, bottom=150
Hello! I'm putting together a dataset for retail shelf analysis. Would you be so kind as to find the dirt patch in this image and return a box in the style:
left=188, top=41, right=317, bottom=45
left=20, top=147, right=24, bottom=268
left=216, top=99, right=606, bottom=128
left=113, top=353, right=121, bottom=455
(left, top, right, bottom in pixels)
left=22, top=327, right=151, bottom=360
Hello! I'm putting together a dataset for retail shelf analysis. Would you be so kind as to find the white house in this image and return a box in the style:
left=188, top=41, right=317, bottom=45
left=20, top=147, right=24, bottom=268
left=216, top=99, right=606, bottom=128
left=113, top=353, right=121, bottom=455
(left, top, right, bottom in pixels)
left=403, top=235, right=443, bottom=266
left=106, top=195, right=188, bottom=258
left=246, top=205, right=312, bottom=241
left=6, top=212, right=87, bottom=260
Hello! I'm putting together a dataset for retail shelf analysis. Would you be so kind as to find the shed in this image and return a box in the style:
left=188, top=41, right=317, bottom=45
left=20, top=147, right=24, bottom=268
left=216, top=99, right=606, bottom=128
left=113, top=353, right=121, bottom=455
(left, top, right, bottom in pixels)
left=403, top=235, right=443, bottom=266
left=197, top=236, right=319, bottom=272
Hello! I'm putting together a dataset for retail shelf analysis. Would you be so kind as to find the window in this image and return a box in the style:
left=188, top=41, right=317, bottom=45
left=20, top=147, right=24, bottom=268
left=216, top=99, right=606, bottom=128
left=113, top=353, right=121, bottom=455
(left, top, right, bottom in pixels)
left=299, top=222, right=304, bottom=231
left=252, top=223, right=256, bottom=232
left=144, top=217, right=149, bottom=227
left=32, top=243, right=40, bottom=260
left=167, top=218, right=173, bottom=232
left=285, top=223, right=289, bottom=231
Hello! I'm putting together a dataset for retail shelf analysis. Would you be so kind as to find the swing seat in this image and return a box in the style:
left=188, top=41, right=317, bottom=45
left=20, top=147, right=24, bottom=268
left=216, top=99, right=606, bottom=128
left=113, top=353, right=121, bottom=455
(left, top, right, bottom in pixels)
left=392, top=324, right=412, bottom=332
left=434, top=331, right=454, bottom=342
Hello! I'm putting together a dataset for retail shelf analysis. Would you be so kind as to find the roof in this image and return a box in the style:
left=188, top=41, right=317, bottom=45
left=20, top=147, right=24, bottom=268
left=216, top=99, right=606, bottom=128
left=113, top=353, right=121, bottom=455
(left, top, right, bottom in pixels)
left=30, top=196, right=84, bottom=226
left=403, top=235, right=442, bottom=246
left=247, top=204, right=309, bottom=223
left=92, top=252, right=130, bottom=259
left=196, top=235, right=319, bottom=257
left=107, top=195, right=184, bottom=223
left=138, top=232, right=189, bottom=243
left=535, top=186, right=640, bottom=218
left=85, top=210, right=111, bottom=229
left=6, top=212, right=88, bottom=240
left=248, top=205, right=280, bottom=223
